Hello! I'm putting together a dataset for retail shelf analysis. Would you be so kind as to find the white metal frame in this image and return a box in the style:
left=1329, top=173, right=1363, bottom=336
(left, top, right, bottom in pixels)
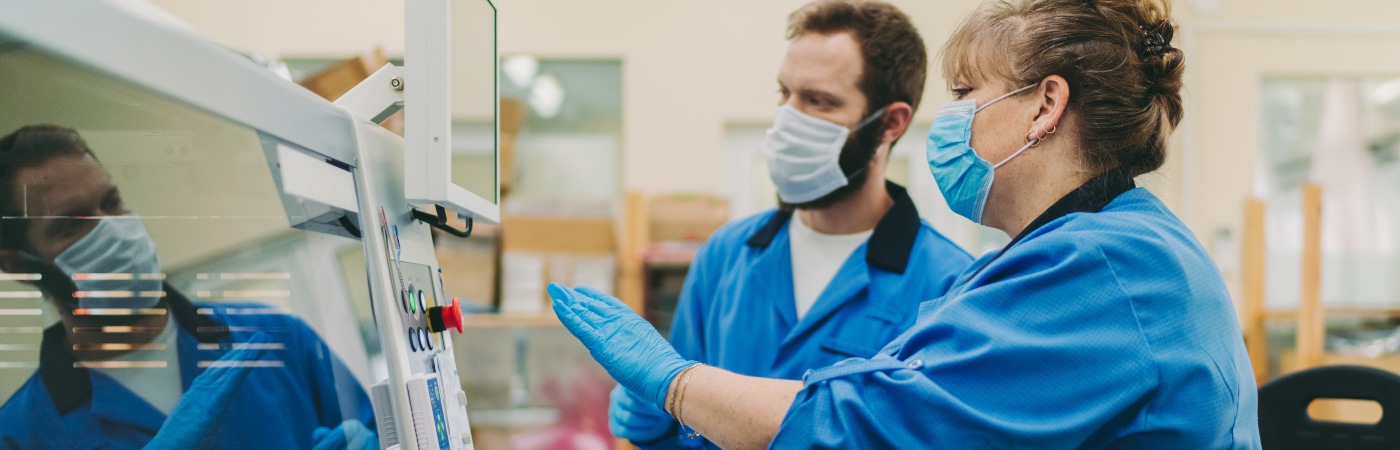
left=0, top=0, right=358, bottom=164
left=0, top=1, right=488, bottom=448
left=404, top=0, right=501, bottom=224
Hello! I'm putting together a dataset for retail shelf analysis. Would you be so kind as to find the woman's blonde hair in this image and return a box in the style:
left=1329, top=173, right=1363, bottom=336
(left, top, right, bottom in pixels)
left=941, top=0, right=1184, bottom=176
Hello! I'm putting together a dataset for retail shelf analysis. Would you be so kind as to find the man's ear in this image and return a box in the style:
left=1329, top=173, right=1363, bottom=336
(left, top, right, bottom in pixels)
left=0, top=250, right=23, bottom=273
left=2, top=250, right=77, bottom=309
left=880, top=101, right=915, bottom=145
left=0, top=250, right=36, bottom=287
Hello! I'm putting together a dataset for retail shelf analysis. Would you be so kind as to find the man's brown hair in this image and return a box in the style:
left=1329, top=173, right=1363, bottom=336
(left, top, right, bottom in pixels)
left=0, top=125, right=99, bottom=251
left=788, top=0, right=929, bottom=115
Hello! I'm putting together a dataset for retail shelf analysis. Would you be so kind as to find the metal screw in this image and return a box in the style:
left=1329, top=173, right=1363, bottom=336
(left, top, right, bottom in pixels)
left=391, top=76, right=404, bottom=91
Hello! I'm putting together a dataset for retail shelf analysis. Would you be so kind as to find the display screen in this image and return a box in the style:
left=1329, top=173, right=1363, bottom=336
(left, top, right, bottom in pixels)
left=449, top=0, right=501, bottom=205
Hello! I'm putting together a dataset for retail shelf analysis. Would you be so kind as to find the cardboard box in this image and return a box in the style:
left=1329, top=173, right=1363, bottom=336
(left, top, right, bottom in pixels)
left=648, top=194, right=729, bottom=243
left=499, top=252, right=546, bottom=314
left=499, top=98, right=527, bottom=196
left=297, top=49, right=405, bottom=136
left=502, top=215, right=615, bottom=255
left=499, top=215, right=617, bottom=313
left=299, top=48, right=385, bottom=102
left=433, top=225, right=499, bottom=308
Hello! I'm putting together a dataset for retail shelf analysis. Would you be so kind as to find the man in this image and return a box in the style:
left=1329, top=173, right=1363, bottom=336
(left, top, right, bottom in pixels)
left=0, top=125, right=376, bottom=449
left=609, top=1, right=972, bottom=448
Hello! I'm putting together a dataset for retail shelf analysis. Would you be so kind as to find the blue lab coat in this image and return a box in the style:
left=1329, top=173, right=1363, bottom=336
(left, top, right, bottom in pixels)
left=0, top=288, right=375, bottom=449
left=643, top=182, right=973, bottom=448
left=770, top=170, right=1262, bottom=449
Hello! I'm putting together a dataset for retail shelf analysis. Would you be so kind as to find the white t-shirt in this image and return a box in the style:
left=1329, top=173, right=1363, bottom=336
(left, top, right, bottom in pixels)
left=93, top=317, right=183, bottom=414
left=788, top=214, right=873, bottom=320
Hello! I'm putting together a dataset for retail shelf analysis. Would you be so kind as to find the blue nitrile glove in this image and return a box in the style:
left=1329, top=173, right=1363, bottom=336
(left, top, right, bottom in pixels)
left=548, top=283, right=695, bottom=407
left=610, top=385, right=675, bottom=444
left=145, top=332, right=273, bottom=450
left=312, top=419, right=378, bottom=450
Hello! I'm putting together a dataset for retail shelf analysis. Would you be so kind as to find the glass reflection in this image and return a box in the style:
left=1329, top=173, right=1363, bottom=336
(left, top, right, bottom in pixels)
left=0, top=45, right=375, bottom=447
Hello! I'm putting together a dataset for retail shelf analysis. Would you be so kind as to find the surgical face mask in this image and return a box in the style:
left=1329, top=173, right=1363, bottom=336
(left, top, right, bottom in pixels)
left=52, top=215, right=164, bottom=310
left=925, top=84, right=1038, bottom=224
left=764, top=105, right=886, bottom=204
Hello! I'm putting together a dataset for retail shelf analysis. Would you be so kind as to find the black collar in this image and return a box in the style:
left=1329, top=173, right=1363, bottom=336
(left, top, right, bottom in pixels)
left=745, top=181, right=922, bottom=274
left=37, top=286, right=228, bottom=414
left=980, top=167, right=1136, bottom=270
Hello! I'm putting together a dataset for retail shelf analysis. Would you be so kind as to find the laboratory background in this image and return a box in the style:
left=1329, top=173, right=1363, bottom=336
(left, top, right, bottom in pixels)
left=2, top=0, right=1400, bottom=448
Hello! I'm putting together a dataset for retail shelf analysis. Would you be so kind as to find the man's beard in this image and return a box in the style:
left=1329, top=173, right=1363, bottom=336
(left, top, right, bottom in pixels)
left=779, top=118, right=885, bottom=211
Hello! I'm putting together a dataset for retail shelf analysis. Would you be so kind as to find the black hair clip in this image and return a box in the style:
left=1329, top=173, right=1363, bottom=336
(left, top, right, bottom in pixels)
left=1140, top=25, right=1168, bottom=58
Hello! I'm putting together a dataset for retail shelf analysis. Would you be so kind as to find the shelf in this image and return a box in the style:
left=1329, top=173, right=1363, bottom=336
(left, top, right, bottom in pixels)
left=642, top=242, right=702, bottom=269
left=1264, top=306, right=1400, bottom=321
left=461, top=312, right=561, bottom=328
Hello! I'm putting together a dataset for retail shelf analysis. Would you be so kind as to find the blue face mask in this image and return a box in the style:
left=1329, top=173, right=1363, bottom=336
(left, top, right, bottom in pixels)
left=52, top=215, right=164, bottom=310
left=764, top=105, right=886, bottom=204
left=925, top=84, right=1038, bottom=224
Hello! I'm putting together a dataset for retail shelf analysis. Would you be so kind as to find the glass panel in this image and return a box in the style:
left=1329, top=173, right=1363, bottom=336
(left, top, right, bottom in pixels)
left=1258, top=77, right=1400, bottom=308
left=0, top=41, right=376, bottom=446
left=497, top=59, right=623, bottom=202
left=1257, top=76, right=1400, bottom=379
left=451, top=0, right=500, bottom=204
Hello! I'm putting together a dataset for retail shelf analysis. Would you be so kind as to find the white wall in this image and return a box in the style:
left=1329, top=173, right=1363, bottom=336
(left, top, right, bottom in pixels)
left=146, top=0, right=1400, bottom=275
left=145, top=0, right=982, bottom=195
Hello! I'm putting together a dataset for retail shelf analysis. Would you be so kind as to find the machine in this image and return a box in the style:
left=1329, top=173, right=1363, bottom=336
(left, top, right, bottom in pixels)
left=0, top=1, right=498, bottom=449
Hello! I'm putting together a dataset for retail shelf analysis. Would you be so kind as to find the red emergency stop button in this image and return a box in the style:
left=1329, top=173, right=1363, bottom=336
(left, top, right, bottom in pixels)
left=428, top=297, right=464, bottom=333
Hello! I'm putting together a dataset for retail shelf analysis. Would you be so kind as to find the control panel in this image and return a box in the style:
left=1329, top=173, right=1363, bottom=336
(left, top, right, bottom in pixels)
left=351, top=123, right=475, bottom=450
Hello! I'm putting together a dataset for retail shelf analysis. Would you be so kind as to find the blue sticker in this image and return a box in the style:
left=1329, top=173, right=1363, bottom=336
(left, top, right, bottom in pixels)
left=427, top=378, right=450, bottom=449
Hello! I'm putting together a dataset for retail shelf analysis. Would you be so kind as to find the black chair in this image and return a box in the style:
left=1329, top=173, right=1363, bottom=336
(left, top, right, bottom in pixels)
left=1259, top=364, right=1400, bottom=450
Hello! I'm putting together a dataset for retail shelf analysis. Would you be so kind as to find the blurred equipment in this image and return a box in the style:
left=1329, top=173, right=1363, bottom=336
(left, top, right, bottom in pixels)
left=500, top=206, right=617, bottom=315
left=1258, top=365, right=1400, bottom=449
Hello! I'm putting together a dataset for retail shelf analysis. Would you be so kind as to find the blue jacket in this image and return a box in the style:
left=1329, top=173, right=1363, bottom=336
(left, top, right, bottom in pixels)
left=0, top=289, right=375, bottom=449
left=648, top=182, right=973, bottom=448
left=771, top=170, right=1262, bottom=449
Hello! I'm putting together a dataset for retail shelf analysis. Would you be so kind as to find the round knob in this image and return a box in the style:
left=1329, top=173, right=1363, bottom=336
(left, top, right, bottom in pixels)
left=428, top=297, right=464, bottom=334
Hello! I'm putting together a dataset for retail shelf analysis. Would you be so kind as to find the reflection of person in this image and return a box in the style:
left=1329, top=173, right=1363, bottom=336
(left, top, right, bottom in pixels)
left=0, top=125, right=376, bottom=449
left=608, top=1, right=972, bottom=448
left=553, top=0, right=1262, bottom=448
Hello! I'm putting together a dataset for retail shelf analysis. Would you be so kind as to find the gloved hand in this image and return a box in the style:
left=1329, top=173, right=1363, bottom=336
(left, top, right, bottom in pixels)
left=548, top=283, right=695, bottom=406
left=145, top=332, right=273, bottom=450
left=312, top=419, right=378, bottom=450
left=610, top=385, right=675, bottom=444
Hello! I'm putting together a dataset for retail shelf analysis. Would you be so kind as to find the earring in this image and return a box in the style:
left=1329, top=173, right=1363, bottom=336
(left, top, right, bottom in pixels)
left=1028, top=125, right=1049, bottom=143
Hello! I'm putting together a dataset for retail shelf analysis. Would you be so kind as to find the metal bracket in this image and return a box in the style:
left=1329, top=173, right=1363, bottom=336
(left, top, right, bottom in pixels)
left=411, top=204, right=473, bottom=239
left=334, top=63, right=405, bottom=124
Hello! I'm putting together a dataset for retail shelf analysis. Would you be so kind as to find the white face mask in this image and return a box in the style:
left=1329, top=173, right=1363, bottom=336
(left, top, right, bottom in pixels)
left=53, top=215, right=164, bottom=310
left=762, top=105, right=885, bottom=203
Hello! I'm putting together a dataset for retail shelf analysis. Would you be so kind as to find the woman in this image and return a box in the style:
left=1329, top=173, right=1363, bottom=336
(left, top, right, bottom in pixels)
left=549, top=0, right=1260, bottom=448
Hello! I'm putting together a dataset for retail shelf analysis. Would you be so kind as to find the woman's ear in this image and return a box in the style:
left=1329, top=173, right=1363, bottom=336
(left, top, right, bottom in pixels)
left=1029, top=75, right=1070, bottom=141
